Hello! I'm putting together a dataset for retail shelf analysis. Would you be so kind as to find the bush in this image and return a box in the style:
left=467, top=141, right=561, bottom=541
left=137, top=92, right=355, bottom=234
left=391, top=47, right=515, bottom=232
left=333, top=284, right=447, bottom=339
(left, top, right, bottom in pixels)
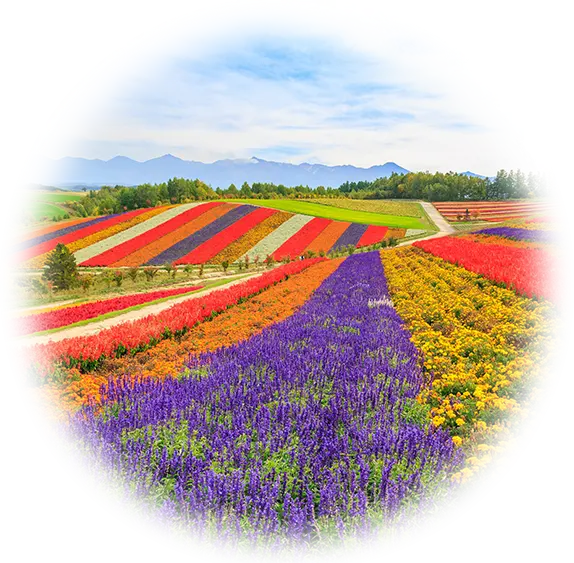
left=143, top=267, right=159, bottom=282
left=221, top=260, right=230, bottom=273
left=112, top=270, right=124, bottom=287
left=42, top=243, right=78, bottom=290
left=127, top=267, right=139, bottom=283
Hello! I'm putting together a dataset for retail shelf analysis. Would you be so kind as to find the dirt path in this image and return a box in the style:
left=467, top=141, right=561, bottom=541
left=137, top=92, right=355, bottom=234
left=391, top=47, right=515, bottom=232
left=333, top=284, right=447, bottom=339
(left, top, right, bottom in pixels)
left=19, top=272, right=262, bottom=347
left=420, top=201, right=456, bottom=234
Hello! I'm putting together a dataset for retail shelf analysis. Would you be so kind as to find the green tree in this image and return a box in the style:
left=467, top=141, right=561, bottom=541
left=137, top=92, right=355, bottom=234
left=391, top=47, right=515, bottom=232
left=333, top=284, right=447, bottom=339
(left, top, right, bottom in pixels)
left=42, top=243, right=78, bottom=290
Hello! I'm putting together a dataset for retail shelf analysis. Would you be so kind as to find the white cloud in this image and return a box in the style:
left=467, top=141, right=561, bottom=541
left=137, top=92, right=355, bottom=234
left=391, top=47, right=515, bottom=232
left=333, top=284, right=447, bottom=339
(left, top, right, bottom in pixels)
left=42, top=4, right=534, bottom=175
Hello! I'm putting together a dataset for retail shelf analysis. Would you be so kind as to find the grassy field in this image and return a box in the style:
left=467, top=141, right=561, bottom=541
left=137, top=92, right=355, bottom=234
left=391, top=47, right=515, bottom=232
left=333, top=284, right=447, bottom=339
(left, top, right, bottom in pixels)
left=302, top=198, right=424, bottom=218
left=32, top=202, right=70, bottom=220
left=223, top=199, right=429, bottom=229
left=37, top=192, right=85, bottom=203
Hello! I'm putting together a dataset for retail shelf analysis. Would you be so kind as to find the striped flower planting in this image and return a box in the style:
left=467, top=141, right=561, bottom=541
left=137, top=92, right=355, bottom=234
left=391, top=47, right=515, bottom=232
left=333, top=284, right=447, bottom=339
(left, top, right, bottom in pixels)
left=110, top=203, right=231, bottom=268
left=272, top=218, right=331, bottom=261
left=240, top=215, right=314, bottom=262
left=331, top=222, right=368, bottom=251
left=79, top=203, right=219, bottom=267
left=302, top=221, right=350, bottom=254
left=19, top=207, right=172, bottom=269
left=73, top=204, right=198, bottom=265
left=21, top=209, right=154, bottom=262
left=147, top=205, right=257, bottom=266
left=22, top=216, right=95, bottom=242
left=19, top=285, right=204, bottom=335
left=174, top=207, right=277, bottom=265
left=473, top=227, right=552, bottom=243
left=21, top=213, right=118, bottom=252
left=210, top=211, right=292, bottom=264
left=357, top=225, right=389, bottom=248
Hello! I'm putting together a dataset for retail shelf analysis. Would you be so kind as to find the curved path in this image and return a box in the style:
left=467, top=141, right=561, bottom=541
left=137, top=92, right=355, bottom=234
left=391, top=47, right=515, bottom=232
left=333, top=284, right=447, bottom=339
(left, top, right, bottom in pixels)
left=18, top=272, right=262, bottom=347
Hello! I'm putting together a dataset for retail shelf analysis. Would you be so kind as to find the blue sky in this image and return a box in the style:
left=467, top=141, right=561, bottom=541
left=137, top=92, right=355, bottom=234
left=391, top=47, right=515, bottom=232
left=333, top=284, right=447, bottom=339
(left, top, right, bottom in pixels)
left=41, top=6, right=535, bottom=175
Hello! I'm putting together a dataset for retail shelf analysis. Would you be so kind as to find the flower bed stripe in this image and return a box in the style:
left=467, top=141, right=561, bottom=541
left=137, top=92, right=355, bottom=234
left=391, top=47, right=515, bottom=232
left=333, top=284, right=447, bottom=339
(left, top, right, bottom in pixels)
left=21, top=209, right=152, bottom=261
left=23, top=217, right=95, bottom=242
left=461, top=234, right=546, bottom=250
left=54, top=258, right=344, bottom=412
left=357, top=225, right=389, bottom=248
left=240, top=214, right=314, bottom=262
left=209, top=211, right=293, bottom=265
left=414, top=236, right=553, bottom=300
left=302, top=220, right=350, bottom=254
left=473, top=227, right=552, bottom=243
left=72, top=252, right=462, bottom=542
left=110, top=203, right=231, bottom=268
left=147, top=205, right=257, bottom=266
left=330, top=222, right=368, bottom=251
left=74, top=204, right=201, bottom=265
left=381, top=247, right=551, bottom=476
left=174, top=207, right=277, bottom=265
left=19, top=207, right=171, bottom=269
left=19, top=285, right=204, bottom=335
left=29, top=258, right=325, bottom=376
left=526, top=215, right=568, bottom=223
left=20, top=213, right=118, bottom=252
left=272, top=217, right=331, bottom=260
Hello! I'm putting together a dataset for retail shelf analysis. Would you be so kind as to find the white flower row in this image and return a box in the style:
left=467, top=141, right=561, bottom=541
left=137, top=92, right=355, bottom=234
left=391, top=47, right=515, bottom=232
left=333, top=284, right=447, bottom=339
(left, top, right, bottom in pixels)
left=240, top=214, right=313, bottom=261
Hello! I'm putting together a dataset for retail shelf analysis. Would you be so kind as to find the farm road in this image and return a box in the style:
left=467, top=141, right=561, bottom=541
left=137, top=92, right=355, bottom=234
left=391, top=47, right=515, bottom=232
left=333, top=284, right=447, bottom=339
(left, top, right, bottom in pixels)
left=19, top=271, right=262, bottom=347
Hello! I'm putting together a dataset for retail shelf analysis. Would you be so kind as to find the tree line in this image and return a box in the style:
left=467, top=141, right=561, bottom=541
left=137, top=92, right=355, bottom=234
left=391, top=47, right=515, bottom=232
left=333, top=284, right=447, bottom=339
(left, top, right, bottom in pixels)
left=67, top=169, right=544, bottom=217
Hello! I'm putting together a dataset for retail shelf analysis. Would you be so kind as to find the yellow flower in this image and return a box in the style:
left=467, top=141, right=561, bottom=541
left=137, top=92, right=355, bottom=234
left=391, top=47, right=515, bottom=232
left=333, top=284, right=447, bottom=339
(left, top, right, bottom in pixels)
left=452, top=436, right=463, bottom=447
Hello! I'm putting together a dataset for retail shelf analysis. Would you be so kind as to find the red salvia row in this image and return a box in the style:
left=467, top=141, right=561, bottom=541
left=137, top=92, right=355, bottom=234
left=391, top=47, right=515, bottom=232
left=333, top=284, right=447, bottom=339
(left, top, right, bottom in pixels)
left=357, top=225, right=389, bottom=248
left=272, top=218, right=332, bottom=261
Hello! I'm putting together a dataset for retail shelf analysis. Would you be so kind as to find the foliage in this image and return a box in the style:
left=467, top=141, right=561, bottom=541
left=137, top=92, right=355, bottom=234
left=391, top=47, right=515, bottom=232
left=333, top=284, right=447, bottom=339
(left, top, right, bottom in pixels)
left=42, top=243, right=78, bottom=290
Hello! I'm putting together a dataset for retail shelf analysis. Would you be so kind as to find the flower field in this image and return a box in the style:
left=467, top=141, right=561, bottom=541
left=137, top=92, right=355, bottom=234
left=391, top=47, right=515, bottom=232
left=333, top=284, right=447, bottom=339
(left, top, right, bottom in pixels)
left=19, top=285, right=203, bottom=335
left=473, top=226, right=552, bottom=243
left=25, top=220, right=553, bottom=547
left=21, top=202, right=403, bottom=269
left=72, top=253, right=463, bottom=543
left=29, top=259, right=325, bottom=375
left=433, top=200, right=552, bottom=222
left=381, top=248, right=551, bottom=478
left=413, top=236, right=553, bottom=300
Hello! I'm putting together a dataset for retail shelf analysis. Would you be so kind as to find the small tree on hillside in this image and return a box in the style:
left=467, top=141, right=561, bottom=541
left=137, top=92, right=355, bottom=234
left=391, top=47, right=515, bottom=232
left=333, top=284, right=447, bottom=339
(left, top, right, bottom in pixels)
left=42, top=243, right=78, bottom=290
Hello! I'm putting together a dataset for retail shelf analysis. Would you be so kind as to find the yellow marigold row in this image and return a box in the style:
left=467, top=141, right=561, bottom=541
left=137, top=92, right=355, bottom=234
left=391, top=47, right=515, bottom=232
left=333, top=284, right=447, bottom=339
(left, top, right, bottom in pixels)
left=381, top=247, right=552, bottom=479
left=24, top=207, right=172, bottom=269
left=210, top=211, right=293, bottom=265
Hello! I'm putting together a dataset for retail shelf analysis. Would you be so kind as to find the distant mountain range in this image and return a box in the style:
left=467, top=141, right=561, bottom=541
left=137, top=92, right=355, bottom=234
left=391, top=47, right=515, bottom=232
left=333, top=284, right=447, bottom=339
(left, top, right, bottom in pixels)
left=42, top=155, right=485, bottom=190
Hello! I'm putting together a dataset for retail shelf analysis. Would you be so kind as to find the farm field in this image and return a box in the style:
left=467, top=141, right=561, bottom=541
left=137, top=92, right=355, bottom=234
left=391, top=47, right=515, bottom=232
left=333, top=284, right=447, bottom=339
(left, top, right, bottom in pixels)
left=301, top=198, right=425, bottom=218
left=433, top=199, right=552, bottom=222
left=3, top=197, right=573, bottom=562
left=32, top=202, right=70, bottom=220
left=23, top=218, right=554, bottom=547
left=37, top=192, right=86, bottom=203
left=19, top=201, right=413, bottom=270
left=222, top=198, right=430, bottom=229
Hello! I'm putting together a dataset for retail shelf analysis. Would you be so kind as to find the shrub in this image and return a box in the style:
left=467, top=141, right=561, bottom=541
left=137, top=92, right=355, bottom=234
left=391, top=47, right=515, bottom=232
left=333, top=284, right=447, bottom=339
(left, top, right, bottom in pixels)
left=143, top=267, right=159, bottom=282
left=127, top=268, right=139, bottom=283
left=112, top=270, right=124, bottom=287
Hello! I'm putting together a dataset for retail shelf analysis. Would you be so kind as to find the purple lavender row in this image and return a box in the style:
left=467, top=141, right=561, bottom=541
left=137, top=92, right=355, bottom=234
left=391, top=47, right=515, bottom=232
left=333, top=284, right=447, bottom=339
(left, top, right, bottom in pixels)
left=146, top=204, right=257, bottom=265
left=474, top=226, right=552, bottom=242
left=73, top=252, right=462, bottom=545
left=21, top=213, right=119, bottom=250
left=330, top=222, right=368, bottom=252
